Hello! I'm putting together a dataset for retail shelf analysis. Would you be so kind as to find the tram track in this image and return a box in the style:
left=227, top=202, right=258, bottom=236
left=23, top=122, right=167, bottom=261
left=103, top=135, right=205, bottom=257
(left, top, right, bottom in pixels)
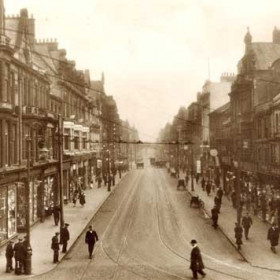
left=155, top=168, right=280, bottom=280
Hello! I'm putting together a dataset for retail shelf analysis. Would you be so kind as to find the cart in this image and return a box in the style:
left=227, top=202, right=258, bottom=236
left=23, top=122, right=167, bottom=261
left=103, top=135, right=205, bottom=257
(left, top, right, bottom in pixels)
left=190, top=195, right=204, bottom=208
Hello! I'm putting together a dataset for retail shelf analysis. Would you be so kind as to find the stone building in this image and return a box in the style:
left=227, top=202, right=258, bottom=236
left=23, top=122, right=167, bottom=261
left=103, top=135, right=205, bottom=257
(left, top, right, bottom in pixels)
left=0, top=1, right=102, bottom=244
left=0, top=5, right=59, bottom=243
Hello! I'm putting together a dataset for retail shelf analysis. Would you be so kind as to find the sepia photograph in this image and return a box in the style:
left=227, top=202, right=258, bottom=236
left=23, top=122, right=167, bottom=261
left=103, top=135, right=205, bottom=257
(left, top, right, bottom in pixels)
left=1, top=0, right=280, bottom=279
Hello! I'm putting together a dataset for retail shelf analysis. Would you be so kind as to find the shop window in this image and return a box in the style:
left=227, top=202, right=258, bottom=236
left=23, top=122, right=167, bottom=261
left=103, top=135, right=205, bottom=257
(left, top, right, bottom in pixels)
left=0, top=187, right=7, bottom=242
left=7, top=186, right=16, bottom=237
left=44, top=176, right=55, bottom=213
left=17, top=183, right=26, bottom=231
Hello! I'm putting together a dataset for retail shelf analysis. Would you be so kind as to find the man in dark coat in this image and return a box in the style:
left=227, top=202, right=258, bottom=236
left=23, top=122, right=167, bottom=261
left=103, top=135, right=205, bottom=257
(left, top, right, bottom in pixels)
left=214, top=195, right=222, bottom=213
left=206, top=181, right=211, bottom=196
left=267, top=223, right=279, bottom=253
left=14, top=237, right=25, bottom=275
left=51, top=232, right=60, bottom=263
left=211, top=206, right=219, bottom=229
left=217, top=187, right=224, bottom=202
left=53, top=205, right=60, bottom=226
left=201, top=177, right=205, bottom=191
left=189, top=239, right=206, bottom=279
left=241, top=212, right=253, bottom=240
left=234, top=223, right=243, bottom=250
left=61, top=223, right=70, bottom=253
left=5, top=240, right=14, bottom=273
left=85, top=225, right=99, bottom=259
left=22, top=236, right=29, bottom=274
left=231, top=191, right=237, bottom=208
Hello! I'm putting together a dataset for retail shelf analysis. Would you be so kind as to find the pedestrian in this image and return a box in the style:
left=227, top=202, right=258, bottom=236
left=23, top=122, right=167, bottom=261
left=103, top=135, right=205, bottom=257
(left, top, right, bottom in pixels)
left=85, top=225, right=99, bottom=259
left=97, top=176, right=102, bottom=188
left=185, top=174, right=189, bottom=187
left=211, top=206, right=219, bottom=229
left=72, top=189, right=78, bottom=207
left=214, top=195, right=222, bottom=213
left=201, top=177, right=205, bottom=191
left=61, top=223, right=70, bottom=253
left=231, top=191, right=237, bottom=208
left=103, top=174, right=107, bottom=185
left=51, top=232, right=60, bottom=263
left=79, top=191, right=86, bottom=206
left=189, top=239, right=206, bottom=279
left=53, top=205, right=60, bottom=226
left=195, top=173, right=199, bottom=184
left=22, top=236, right=29, bottom=274
left=206, top=181, right=211, bottom=196
left=217, top=187, right=224, bottom=202
left=5, top=240, right=14, bottom=273
left=234, top=223, right=243, bottom=250
left=260, top=193, right=267, bottom=221
left=241, top=212, right=253, bottom=240
left=267, top=223, right=279, bottom=253
left=14, top=237, right=25, bottom=275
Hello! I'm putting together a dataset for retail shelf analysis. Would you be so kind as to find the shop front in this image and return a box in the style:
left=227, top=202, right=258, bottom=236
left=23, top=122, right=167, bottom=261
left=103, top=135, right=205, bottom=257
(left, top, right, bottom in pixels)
left=17, top=178, right=41, bottom=232
left=0, top=184, right=17, bottom=244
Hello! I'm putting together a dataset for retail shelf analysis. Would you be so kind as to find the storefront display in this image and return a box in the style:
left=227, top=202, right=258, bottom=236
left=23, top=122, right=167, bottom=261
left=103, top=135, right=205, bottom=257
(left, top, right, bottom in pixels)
left=0, top=187, right=7, bottom=243
left=7, top=186, right=16, bottom=237
left=17, top=183, right=26, bottom=232
left=44, top=176, right=55, bottom=215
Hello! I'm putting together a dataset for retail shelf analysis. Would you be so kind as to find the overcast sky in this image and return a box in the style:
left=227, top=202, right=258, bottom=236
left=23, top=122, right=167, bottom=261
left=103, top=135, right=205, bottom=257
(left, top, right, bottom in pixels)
left=6, top=0, right=280, bottom=141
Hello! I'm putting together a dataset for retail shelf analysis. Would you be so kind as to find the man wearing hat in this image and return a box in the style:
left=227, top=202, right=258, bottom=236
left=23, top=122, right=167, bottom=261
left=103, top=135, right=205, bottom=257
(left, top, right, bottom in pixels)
left=267, top=223, right=279, bottom=253
left=51, top=232, right=60, bottom=263
left=14, top=237, right=25, bottom=275
left=85, top=225, right=99, bottom=259
left=5, top=240, right=14, bottom=273
left=190, top=239, right=206, bottom=279
left=61, top=223, right=70, bottom=253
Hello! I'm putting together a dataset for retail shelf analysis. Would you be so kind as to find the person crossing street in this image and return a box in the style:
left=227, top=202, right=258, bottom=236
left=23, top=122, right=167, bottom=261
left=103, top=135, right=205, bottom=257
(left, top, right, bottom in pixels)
left=189, top=239, right=206, bottom=279
left=267, top=223, right=279, bottom=253
left=85, top=225, right=99, bottom=259
left=211, top=206, right=219, bottom=229
left=242, top=212, right=253, bottom=240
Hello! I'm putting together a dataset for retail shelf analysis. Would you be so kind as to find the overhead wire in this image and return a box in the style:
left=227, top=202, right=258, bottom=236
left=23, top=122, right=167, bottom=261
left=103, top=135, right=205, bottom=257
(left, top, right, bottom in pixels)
left=5, top=26, right=279, bottom=140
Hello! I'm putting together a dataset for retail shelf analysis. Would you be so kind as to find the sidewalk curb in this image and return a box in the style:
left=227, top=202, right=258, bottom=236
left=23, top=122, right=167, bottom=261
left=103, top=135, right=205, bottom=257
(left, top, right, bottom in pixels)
left=3, top=172, right=129, bottom=280
left=185, top=187, right=249, bottom=263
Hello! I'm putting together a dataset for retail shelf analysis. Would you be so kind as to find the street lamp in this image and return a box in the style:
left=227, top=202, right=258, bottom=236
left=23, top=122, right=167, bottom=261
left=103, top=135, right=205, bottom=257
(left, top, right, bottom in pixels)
left=25, top=135, right=32, bottom=275
left=106, top=149, right=111, bottom=192
left=184, top=140, right=194, bottom=191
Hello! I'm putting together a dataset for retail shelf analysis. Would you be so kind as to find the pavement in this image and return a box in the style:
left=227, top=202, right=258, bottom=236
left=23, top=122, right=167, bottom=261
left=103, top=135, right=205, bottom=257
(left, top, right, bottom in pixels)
left=184, top=175, right=280, bottom=271
left=0, top=172, right=127, bottom=279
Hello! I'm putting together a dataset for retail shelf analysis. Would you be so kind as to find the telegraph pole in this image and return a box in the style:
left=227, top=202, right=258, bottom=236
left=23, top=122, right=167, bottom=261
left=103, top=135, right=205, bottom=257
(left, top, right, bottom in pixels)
left=191, top=146, right=194, bottom=191
left=25, top=136, right=32, bottom=274
left=236, top=114, right=242, bottom=224
left=58, top=115, right=65, bottom=235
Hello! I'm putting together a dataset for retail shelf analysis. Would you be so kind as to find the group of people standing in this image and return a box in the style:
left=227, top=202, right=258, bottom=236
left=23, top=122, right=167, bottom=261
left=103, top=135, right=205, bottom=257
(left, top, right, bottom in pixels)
left=199, top=175, right=280, bottom=253
left=5, top=236, right=29, bottom=275
left=51, top=223, right=70, bottom=263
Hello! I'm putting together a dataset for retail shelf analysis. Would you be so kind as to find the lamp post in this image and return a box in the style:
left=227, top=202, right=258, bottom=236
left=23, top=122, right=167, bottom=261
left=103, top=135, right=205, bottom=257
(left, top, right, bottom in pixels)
left=25, top=135, right=32, bottom=274
left=235, top=113, right=242, bottom=225
left=106, top=149, right=111, bottom=192
left=184, top=140, right=194, bottom=191
left=58, top=115, right=65, bottom=237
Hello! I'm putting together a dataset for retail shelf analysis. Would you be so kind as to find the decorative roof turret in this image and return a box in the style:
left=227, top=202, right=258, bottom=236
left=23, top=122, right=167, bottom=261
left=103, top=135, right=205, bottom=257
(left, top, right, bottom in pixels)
left=244, top=27, right=252, bottom=46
